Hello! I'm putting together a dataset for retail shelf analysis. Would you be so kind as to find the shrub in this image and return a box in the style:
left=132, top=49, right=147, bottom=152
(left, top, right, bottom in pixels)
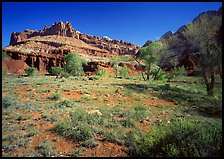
left=49, top=93, right=61, bottom=100
left=35, top=141, right=56, bottom=157
left=121, top=66, right=130, bottom=78
left=2, top=96, right=16, bottom=108
left=24, top=67, right=36, bottom=76
left=150, top=64, right=166, bottom=80
left=2, top=67, right=7, bottom=77
left=166, top=66, right=185, bottom=81
left=134, top=105, right=147, bottom=111
left=82, top=138, right=99, bottom=148
left=64, top=52, right=84, bottom=76
left=131, top=119, right=222, bottom=157
left=49, top=67, right=63, bottom=76
left=53, top=108, right=94, bottom=141
left=96, top=68, right=107, bottom=77
left=60, top=71, right=70, bottom=78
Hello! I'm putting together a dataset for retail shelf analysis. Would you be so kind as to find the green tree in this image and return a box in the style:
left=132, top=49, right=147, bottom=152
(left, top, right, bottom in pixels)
left=183, top=14, right=222, bottom=96
left=110, top=56, right=121, bottom=78
left=138, top=42, right=165, bottom=81
left=64, top=52, right=84, bottom=76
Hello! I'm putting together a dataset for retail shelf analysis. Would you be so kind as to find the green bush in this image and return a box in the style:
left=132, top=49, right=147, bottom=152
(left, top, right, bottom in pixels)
left=150, top=65, right=166, bottom=80
left=49, top=67, right=64, bottom=76
left=131, top=119, right=222, bottom=157
left=2, top=96, right=18, bottom=108
left=2, top=67, right=7, bottom=77
left=96, top=68, right=107, bottom=77
left=35, top=141, right=56, bottom=157
left=60, top=71, right=70, bottom=78
left=24, top=67, right=36, bottom=76
left=49, top=93, right=61, bottom=100
left=64, top=52, right=84, bottom=76
left=166, top=66, right=185, bottom=81
left=53, top=108, right=94, bottom=141
left=121, top=66, right=130, bottom=78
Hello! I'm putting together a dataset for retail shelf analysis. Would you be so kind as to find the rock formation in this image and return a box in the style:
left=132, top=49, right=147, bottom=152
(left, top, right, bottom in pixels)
left=5, top=21, right=141, bottom=74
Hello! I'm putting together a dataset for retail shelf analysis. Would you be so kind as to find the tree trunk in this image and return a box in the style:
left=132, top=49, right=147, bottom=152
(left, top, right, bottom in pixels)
left=203, top=68, right=215, bottom=96
left=133, top=57, right=146, bottom=81
left=153, top=67, right=161, bottom=80
left=146, top=66, right=151, bottom=81
left=217, top=60, right=222, bottom=79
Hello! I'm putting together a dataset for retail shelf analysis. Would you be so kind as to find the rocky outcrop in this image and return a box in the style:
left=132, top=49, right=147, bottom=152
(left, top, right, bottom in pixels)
left=9, top=21, right=140, bottom=56
left=160, top=31, right=173, bottom=40
left=142, top=40, right=152, bottom=47
left=10, top=21, right=78, bottom=46
left=3, top=49, right=66, bottom=72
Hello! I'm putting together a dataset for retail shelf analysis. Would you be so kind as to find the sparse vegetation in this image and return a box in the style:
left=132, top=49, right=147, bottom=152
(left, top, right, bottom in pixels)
left=24, top=67, right=37, bottom=76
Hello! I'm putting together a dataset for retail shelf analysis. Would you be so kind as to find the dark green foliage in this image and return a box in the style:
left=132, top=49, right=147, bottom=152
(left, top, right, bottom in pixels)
left=64, top=52, right=84, bottom=76
left=24, top=67, right=36, bottom=76
left=49, top=67, right=64, bottom=76
left=131, top=119, right=222, bottom=157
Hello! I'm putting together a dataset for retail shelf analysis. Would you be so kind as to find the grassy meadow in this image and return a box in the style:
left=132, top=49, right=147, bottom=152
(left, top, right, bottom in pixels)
left=2, top=73, right=222, bottom=157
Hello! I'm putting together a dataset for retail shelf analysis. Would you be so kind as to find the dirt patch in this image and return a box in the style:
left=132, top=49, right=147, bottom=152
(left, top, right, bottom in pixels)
left=61, top=91, right=83, bottom=99
left=81, top=141, right=128, bottom=157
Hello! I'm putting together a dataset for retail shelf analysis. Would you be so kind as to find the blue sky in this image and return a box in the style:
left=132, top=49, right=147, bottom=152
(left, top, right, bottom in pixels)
left=2, top=2, right=222, bottom=47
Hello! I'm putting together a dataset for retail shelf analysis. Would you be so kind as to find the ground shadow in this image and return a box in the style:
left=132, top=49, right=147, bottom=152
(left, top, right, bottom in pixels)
left=113, top=83, right=222, bottom=118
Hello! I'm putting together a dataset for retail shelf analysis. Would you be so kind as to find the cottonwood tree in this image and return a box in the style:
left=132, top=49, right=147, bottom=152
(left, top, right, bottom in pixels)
left=183, top=14, right=222, bottom=96
left=64, top=52, right=84, bottom=76
left=137, top=41, right=166, bottom=81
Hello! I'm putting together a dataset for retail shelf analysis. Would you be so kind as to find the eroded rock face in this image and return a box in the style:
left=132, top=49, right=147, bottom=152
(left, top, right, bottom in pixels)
left=9, top=21, right=140, bottom=56
left=3, top=49, right=66, bottom=72
left=142, top=40, right=152, bottom=47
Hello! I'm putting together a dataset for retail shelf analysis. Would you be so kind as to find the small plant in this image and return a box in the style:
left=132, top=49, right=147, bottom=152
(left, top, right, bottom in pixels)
left=58, top=99, right=72, bottom=107
left=24, top=67, right=36, bottom=76
left=49, top=93, right=61, bottom=100
left=82, top=138, right=99, bottom=148
left=166, top=66, right=185, bottom=81
left=49, top=67, right=64, bottom=76
left=96, top=68, right=107, bottom=77
left=121, top=66, right=130, bottom=78
left=26, top=129, right=38, bottom=137
left=2, top=96, right=19, bottom=108
left=53, top=108, right=94, bottom=141
left=35, top=141, right=56, bottom=157
left=134, top=105, right=147, bottom=111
